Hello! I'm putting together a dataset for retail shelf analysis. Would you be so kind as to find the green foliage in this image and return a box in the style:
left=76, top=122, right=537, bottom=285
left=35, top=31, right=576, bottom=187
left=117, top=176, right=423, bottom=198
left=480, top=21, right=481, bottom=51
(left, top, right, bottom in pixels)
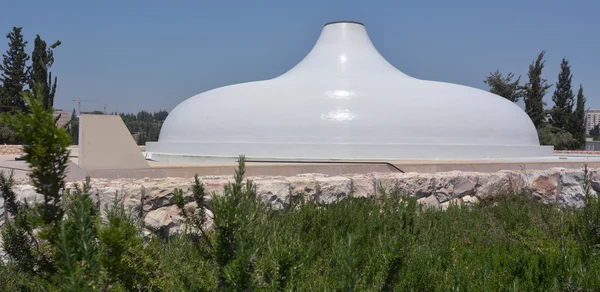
left=54, top=179, right=101, bottom=291
left=69, top=108, right=79, bottom=145
left=211, top=155, right=261, bottom=290
left=0, top=83, right=161, bottom=290
left=0, top=27, right=30, bottom=113
left=538, top=123, right=577, bottom=150
left=0, top=123, right=22, bottom=144
left=97, top=192, right=158, bottom=290
left=120, top=110, right=168, bottom=145
left=173, top=174, right=211, bottom=246
left=571, top=85, right=587, bottom=149
left=524, top=51, right=552, bottom=128
left=1, top=86, right=70, bottom=242
left=590, top=125, right=600, bottom=137
left=484, top=70, right=523, bottom=102
left=144, top=236, right=217, bottom=290
left=550, top=58, right=574, bottom=131
left=0, top=86, right=70, bottom=282
left=30, top=35, right=61, bottom=110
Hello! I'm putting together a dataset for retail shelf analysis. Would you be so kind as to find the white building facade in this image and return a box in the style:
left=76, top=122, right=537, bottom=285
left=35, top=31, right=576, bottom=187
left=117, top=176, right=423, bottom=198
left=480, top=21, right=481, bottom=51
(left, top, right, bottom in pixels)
left=586, top=109, right=600, bottom=134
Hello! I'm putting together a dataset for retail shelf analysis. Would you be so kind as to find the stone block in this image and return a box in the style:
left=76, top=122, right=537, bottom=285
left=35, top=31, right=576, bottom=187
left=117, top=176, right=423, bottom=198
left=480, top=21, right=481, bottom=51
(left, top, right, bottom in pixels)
left=316, top=176, right=352, bottom=204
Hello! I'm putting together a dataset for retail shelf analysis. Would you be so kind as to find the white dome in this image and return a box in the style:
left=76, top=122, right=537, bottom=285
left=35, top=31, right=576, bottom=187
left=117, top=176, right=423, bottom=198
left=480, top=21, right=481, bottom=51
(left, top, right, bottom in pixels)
left=147, top=21, right=552, bottom=161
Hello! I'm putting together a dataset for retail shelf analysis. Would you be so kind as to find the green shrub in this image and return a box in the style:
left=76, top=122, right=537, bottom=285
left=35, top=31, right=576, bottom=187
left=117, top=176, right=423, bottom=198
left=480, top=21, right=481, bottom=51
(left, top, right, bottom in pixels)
left=538, top=123, right=577, bottom=150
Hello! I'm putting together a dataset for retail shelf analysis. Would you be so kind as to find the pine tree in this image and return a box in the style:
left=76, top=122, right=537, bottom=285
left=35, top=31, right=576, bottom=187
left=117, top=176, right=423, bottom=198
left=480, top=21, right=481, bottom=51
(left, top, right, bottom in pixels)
left=523, top=51, right=552, bottom=128
left=30, top=35, right=61, bottom=110
left=571, top=85, right=586, bottom=149
left=550, top=58, right=574, bottom=130
left=483, top=70, right=523, bottom=102
left=0, top=27, right=30, bottom=113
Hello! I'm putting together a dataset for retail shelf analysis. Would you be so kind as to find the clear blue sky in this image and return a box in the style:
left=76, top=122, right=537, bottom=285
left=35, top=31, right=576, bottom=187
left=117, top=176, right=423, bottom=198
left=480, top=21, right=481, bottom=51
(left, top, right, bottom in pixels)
left=1, top=0, right=598, bottom=113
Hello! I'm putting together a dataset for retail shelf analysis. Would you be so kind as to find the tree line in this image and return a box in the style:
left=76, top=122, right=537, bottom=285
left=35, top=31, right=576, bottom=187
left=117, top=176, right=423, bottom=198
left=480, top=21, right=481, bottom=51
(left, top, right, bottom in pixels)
left=484, top=51, right=587, bottom=150
left=120, top=110, right=168, bottom=145
left=68, top=110, right=169, bottom=145
left=0, top=27, right=61, bottom=144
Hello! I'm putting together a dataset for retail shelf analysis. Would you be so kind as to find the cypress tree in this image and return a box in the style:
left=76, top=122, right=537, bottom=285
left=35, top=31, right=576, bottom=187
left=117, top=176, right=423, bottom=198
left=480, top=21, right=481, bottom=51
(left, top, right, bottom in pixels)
left=550, top=58, right=574, bottom=130
left=571, top=85, right=586, bottom=149
left=483, top=70, right=523, bottom=102
left=30, top=35, right=61, bottom=110
left=523, top=51, right=552, bottom=128
left=70, top=108, right=78, bottom=145
left=0, top=27, right=30, bottom=113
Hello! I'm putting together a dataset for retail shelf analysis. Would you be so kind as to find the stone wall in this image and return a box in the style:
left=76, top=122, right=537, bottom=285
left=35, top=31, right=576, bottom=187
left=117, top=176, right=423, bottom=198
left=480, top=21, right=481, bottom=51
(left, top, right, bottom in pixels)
left=0, top=145, right=24, bottom=155
left=2, top=167, right=600, bottom=237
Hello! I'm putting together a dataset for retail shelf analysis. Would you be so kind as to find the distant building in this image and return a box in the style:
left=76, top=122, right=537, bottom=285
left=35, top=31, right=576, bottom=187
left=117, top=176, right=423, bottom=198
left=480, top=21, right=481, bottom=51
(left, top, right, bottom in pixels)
left=53, top=110, right=72, bottom=128
left=586, top=109, right=600, bottom=134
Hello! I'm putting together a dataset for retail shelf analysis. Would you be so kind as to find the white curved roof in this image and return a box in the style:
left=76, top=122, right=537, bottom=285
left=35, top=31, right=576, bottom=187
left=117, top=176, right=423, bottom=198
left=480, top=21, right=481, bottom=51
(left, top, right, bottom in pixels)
left=147, top=21, right=552, bottom=161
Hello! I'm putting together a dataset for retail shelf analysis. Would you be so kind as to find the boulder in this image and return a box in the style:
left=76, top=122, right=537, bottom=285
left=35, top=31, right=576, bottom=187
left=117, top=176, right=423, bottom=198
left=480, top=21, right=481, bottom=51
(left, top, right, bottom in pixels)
left=316, top=176, right=351, bottom=204
left=528, top=170, right=560, bottom=201
left=348, top=174, right=375, bottom=198
left=453, top=176, right=477, bottom=197
left=559, top=169, right=587, bottom=208
left=286, top=176, right=318, bottom=202
left=462, top=195, right=479, bottom=206
left=144, top=205, right=185, bottom=237
left=254, top=179, right=291, bottom=210
left=396, top=173, right=435, bottom=198
left=417, top=195, right=440, bottom=209
left=372, top=172, right=403, bottom=195
left=441, top=198, right=463, bottom=211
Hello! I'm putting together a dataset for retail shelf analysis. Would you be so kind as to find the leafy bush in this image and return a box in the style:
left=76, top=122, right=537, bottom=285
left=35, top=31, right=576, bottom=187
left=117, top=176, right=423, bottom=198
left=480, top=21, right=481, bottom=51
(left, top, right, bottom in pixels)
left=0, top=124, right=22, bottom=144
left=538, top=123, right=577, bottom=150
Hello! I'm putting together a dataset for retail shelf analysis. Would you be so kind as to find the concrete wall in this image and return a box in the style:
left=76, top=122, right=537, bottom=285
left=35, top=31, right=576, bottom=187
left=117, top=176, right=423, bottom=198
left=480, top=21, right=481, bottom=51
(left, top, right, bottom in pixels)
left=78, top=114, right=149, bottom=170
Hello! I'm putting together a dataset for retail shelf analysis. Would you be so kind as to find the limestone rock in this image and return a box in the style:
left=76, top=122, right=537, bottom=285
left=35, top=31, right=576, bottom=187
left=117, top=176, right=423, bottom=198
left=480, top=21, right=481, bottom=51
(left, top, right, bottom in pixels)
left=559, top=169, right=587, bottom=208
left=182, top=202, right=214, bottom=231
left=372, top=173, right=403, bottom=194
left=316, top=176, right=351, bottom=204
left=441, top=198, right=463, bottom=210
left=462, top=195, right=479, bottom=206
left=349, top=174, right=375, bottom=198
left=254, top=179, right=291, bottom=210
left=200, top=176, right=234, bottom=202
left=286, top=176, right=317, bottom=203
left=397, top=173, right=436, bottom=198
left=453, top=176, right=477, bottom=197
left=143, top=178, right=191, bottom=212
left=418, top=195, right=440, bottom=209
left=15, top=184, right=42, bottom=203
left=589, top=169, right=600, bottom=194
left=529, top=170, right=560, bottom=201
left=432, top=174, right=454, bottom=203
left=144, top=205, right=185, bottom=237
left=476, top=172, right=521, bottom=200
